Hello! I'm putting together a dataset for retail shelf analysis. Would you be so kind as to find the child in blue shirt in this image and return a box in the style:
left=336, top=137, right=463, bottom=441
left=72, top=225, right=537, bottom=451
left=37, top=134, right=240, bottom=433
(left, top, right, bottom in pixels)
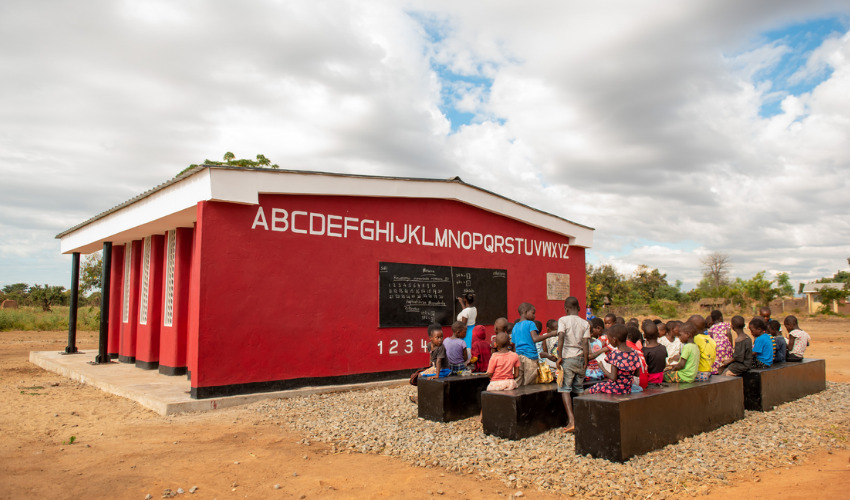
left=749, top=317, right=773, bottom=369
left=511, top=302, right=557, bottom=386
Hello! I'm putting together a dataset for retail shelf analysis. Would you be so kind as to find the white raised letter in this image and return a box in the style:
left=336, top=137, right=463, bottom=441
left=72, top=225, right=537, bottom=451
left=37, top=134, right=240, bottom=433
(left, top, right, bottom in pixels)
left=271, top=209, right=288, bottom=232
left=252, top=207, right=268, bottom=230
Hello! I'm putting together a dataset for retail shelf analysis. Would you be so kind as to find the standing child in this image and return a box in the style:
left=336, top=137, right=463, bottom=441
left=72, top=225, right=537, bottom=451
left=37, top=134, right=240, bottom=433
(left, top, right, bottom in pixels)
left=586, top=325, right=641, bottom=395
left=750, top=317, right=773, bottom=369
left=444, top=321, right=469, bottom=374
left=468, top=325, right=491, bottom=373
left=555, top=296, right=590, bottom=433
left=768, top=320, right=787, bottom=363
left=689, top=315, right=716, bottom=382
left=784, top=315, right=811, bottom=361
left=641, top=322, right=667, bottom=385
left=716, top=315, right=752, bottom=376
left=456, top=293, right=478, bottom=349
left=664, top=322, right=700, bottom=383
left=511, top=303, right=557, bottom=386
left=486, top=332, right=520, bottom=391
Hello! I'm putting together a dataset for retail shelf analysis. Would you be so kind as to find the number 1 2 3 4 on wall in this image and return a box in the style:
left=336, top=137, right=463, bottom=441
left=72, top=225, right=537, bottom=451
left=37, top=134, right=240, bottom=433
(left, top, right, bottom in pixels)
left=377, top=338, right=430, bottom=355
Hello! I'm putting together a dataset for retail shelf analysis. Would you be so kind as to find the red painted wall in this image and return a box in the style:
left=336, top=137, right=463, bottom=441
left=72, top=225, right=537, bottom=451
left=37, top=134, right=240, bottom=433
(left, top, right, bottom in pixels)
left=190, top=195, right=586, bottom=392
left=135, top=235, right=165, bottom=367
left=107, top=244, right=125, bottom=357
left=119, top=240, right=142, bottom=362
left=158, top=227, right=194, bottom=373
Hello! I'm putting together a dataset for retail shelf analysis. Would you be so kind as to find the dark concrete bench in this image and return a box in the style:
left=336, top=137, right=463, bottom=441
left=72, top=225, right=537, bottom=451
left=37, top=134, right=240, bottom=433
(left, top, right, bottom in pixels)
left=480, top=380, right=598, bottom=440
left=417, top=374, right=491, bottom=422
left=743, top=358, right=826, bottom=411
left=574, top=376, right=744, bottom=462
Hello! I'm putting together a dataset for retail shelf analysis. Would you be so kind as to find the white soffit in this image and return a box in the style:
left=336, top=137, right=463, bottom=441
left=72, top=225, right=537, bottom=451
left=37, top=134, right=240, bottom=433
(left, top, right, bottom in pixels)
left=59, top=166, right=594, bottom=254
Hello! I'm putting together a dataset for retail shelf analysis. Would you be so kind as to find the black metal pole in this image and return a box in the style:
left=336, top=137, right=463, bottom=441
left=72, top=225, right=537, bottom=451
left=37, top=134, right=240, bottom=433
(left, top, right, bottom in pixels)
left=94, top=242, right=112, bottom=364
left=63, top=252, right=80, bottom=354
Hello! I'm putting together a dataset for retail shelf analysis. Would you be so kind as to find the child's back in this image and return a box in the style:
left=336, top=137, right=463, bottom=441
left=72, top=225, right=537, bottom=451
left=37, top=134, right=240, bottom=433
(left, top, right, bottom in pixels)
left=470, top=326, right=491, bottom=372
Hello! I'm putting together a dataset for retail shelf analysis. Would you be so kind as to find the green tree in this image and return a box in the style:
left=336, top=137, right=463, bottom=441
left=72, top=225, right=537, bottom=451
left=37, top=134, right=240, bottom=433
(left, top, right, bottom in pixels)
left=1, top=283, right=29, bottom=304
left=178, top=152, right=280, bottom=176
left=29, top=284, right=66, bottom=312
left=700, top=252, right=731, bottom=295
left=775, top=272, right=794, bottom=297
left=80, top=253, right=103, bottom=295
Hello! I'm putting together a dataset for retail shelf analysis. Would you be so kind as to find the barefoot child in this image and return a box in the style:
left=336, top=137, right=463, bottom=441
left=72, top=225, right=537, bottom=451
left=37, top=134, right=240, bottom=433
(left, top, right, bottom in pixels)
left=555, top=296, right=590, bottom=433
left=750, top=318, right=773, bottom=369
left=717, top=315, right=752, bottom=376
left=486, top=332, right=520, bottom=391
left=444, top=321, right=469, bottom=374
left=586, top=325, right=641, bottom=395
left=664, top=322, right=699, bottom=383
left=784, top=315, right=810, bottom=361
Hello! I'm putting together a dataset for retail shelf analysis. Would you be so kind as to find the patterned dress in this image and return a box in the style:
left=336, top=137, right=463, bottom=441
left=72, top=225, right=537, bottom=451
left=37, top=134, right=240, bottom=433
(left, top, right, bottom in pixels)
left=710, top=322, right=734, bottom=375
left=587, top=349, right=641, bottom=395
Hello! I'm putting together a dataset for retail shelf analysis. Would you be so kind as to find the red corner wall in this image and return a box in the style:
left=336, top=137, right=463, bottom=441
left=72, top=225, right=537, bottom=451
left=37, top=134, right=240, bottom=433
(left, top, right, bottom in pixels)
left=119, top=240, right=142, bottom=363
left=188, top=195, right=586, bottom=396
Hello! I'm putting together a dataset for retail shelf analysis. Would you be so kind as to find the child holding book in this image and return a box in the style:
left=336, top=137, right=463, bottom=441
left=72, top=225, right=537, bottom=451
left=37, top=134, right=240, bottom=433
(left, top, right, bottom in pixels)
left=586, top=325, right=641, bottom=396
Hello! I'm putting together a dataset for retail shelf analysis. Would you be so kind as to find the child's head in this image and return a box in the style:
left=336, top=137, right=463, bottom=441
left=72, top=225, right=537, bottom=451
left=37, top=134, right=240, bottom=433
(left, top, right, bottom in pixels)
left=710, top=309, right=723, bottom=324
left=669, top=320, right=681, bottom=336
left=494, top=331, right=510, bottom=350
left=705, top=314, right=714, bottom=329
left=517, top=302, right=535, bottom=321
left=642, top=321, right=659, bottom=340
left=462, top=293, right=475, bottom=305
left=428, top=324, right=444, bottom=346
left=627, top=318, right=639, bottom=328
left=626, top=326, right=642, bottom=344
left=615, top=316, right=626, bottom=325
left=473, top=325, right=486, bottom=341
left=759, top=307, right=772, bottom=321
left=678, top=322, right=696, bottom=343
left=563, top=296, right=580, bottom=314
left=546, top=319, right=557, bottom=333
left=533, top=320, right=542, bottom=333
left=657, top=322, right=667, bottom=336
left=607, top=324, right=628, bottom=347
left=688, top=314, right=706, bottom=333
left=451, top=321, right=465, bottom=338
left=784, top=315, right=799, bottom=331
left=731, top=315, right=745, bottom=330
left=506, top=322, right=514, bottom=334
left=494, top=317, right=508, bottom=333
left=748, top=317, right=766, bottom=336
left=603, top=313, right=616, bottom=329
left=767, top=319, right=781, bottom=336
left=589, top=317, right=604, bottom=337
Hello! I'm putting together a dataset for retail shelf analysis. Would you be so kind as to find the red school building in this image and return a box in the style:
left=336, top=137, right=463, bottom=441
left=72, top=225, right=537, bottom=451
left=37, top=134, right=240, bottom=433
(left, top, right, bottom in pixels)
left=57, top=166, right=594, bottom=398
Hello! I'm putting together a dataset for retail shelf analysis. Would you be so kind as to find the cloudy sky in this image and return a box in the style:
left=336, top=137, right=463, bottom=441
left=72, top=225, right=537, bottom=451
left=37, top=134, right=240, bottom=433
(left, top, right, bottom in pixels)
left=2, top=0, right=849, bottom=292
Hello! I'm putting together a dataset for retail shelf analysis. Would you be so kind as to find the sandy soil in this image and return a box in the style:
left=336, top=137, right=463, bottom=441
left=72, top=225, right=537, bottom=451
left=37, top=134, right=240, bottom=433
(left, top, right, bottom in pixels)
left=1, top=318, right=848, bottom=499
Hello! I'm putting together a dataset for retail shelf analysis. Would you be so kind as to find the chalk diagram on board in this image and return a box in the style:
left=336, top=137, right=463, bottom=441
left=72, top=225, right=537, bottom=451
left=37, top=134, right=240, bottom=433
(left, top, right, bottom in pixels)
left=378, top=262, right=508, bottom=328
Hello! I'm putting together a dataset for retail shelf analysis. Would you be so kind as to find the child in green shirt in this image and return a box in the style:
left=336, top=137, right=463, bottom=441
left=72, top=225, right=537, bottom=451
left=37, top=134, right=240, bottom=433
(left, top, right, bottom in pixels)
left=664, top=322, right=699, bottom=383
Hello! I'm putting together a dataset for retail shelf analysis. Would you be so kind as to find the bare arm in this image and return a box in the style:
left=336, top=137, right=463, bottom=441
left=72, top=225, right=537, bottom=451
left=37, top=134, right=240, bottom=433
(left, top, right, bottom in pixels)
left=787, top=334, right=796, bottom=352
left=599, top=361, right=617, bottom=381
left=530, top=330, right=556, bottom=344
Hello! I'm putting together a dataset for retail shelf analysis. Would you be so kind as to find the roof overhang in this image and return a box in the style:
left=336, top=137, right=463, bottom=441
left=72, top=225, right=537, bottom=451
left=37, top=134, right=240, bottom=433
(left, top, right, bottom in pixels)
left=57, top=166, right=595, bottom=254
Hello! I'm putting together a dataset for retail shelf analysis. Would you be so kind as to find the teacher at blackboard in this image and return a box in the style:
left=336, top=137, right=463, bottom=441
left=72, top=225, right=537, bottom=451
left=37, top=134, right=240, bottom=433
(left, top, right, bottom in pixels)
left=457, top=293, right=478, bottom=349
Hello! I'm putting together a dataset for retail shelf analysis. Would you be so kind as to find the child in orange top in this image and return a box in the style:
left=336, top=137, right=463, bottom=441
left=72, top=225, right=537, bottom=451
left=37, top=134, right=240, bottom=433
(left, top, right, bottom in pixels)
left=486, top=332, right=520, bottom=391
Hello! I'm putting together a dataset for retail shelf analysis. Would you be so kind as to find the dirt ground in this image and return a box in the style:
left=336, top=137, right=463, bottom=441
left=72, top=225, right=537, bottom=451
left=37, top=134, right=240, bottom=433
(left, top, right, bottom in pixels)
left=1, top=318, right=848, bottom=499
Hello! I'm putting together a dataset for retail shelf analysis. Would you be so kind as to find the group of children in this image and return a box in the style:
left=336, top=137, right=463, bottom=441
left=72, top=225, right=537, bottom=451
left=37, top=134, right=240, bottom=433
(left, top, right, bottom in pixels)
left=413, top=300, right=813, bottom=431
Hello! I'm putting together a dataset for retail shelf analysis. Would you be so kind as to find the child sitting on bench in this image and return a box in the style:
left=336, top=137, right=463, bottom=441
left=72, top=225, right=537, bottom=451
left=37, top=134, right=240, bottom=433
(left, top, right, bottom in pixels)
left=769, top=319, right=787, bottom=363
left=717, top=315, right=752, bottom=376
left=468, top=325, right=491, bottom=373
left=689, top=315, right=716, bottom=382
left=444, top=321, right=470, bottom=374
left=750, top=318, right=773, bottom=369
left=586, top=325, right=641, bottom=395
left=659, top=320, right=682, bottom=366
left=784, top=315, right=810, bottom=361
left=408, top=324, right=448, bottom=400
left=486, top=332, right=520, bottom=391
left=641, top=321, right=667, bottom=385
left=664, top=322, right=699, bottom=383
left=585, top=318, right=608, bottom=380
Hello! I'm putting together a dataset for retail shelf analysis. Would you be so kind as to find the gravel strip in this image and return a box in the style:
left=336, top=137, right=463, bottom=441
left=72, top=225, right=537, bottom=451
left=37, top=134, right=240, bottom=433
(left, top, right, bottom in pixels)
left=253, top=382, right=850, bottom=498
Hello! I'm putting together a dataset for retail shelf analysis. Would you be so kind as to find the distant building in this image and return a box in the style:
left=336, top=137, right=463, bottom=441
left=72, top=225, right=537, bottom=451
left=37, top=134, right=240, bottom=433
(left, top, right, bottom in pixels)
left=697, top=297, right=728, bottom=309
left=802, top=282, right=850, bottom=314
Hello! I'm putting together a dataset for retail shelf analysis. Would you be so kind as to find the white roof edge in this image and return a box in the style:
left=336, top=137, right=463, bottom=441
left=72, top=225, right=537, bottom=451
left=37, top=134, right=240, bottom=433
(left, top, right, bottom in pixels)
left=58, top=166, right=594, bottom=254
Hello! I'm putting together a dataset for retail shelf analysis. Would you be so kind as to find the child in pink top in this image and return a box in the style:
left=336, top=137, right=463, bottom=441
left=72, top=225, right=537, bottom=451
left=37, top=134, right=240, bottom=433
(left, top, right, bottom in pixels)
left=486, top=332, right=520, bottom=391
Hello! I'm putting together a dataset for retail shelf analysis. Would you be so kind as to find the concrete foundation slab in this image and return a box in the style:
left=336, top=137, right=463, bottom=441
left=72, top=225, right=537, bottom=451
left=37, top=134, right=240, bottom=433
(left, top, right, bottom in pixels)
left=30, top=350, right=406, bottom=416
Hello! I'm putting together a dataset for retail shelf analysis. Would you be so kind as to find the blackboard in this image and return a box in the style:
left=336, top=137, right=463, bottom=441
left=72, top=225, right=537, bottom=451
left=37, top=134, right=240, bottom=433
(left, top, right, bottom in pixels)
left=379, top=262, right=508, bottom=328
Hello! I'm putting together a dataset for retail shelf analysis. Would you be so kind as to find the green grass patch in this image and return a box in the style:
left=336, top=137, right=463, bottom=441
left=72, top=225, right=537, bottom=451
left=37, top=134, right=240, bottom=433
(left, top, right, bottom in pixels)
left=0, top=306, right=99, bottom=331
